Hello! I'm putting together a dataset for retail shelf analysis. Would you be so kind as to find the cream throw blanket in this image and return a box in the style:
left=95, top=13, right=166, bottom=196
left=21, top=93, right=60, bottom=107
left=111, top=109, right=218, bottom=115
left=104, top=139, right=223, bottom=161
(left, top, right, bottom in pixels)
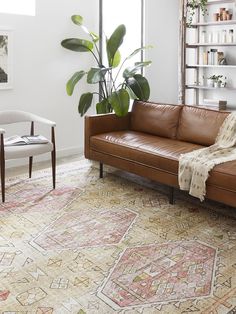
left=178, top=112, right=236, bottom=201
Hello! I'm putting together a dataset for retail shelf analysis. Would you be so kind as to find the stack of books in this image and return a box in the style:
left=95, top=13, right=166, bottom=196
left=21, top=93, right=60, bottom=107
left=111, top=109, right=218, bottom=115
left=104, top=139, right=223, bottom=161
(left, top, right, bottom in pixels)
left=4, top=135, right=49, bottom=146
left=203, top=99, right=227, bottom=110
left=203, top=50, right=225, bottom=65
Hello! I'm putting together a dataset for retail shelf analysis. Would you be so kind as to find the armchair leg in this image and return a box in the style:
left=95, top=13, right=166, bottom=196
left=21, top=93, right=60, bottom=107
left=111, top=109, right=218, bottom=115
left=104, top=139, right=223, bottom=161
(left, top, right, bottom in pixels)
left=51, top=150, right=56, bottom=189
left=51, top=127, right=56, bottom=189
left=0, top=135, right=5, bottom=202
left=29, top=122, right=34, bottom=179
left=29, top=157, right=33, bottom=178
left=99, top=162, right=103, bottom=179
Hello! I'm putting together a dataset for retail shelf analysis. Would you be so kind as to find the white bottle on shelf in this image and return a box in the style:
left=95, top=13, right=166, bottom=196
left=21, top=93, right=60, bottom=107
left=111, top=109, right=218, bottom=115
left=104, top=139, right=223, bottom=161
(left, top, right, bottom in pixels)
left=228, top=29, right=234, bottom=43
left=208, top=31, right=213, bottom=43
left=221, top=30, right=227, bottom=43
left=214, top=31, right=220, bottom=43
left=201, top=31, right=206, bottom=43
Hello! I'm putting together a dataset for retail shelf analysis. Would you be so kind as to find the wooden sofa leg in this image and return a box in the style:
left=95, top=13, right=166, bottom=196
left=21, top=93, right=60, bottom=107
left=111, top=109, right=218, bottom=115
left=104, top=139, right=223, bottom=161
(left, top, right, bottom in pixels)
left=169, top=187, right=174, bottom=205
left=99, top=162, right=103, bottom=179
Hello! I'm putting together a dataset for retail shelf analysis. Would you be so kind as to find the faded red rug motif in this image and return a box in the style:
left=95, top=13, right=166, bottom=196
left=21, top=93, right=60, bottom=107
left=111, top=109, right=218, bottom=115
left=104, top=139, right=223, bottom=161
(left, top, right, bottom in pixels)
left=0, top=159, right=235, bottom=313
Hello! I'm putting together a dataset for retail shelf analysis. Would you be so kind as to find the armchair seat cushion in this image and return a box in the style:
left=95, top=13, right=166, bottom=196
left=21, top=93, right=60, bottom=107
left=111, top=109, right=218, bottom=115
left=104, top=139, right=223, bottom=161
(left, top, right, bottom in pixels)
left=90, top=131, right=203, bottom=174
left=4, top=142, right=53, bottom=159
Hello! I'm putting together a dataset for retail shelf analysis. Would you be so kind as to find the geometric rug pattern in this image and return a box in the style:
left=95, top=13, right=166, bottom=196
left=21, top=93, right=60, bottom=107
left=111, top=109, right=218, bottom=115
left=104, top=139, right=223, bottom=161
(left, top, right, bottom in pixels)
left=0, top=159, right=235, bottom=313
left=99, top=241, right=217, bottom=309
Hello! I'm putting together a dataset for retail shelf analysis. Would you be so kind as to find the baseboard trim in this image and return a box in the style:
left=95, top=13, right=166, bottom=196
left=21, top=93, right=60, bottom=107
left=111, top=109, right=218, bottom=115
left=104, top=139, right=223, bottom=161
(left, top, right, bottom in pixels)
left=5, top=146, right=83, bottom=168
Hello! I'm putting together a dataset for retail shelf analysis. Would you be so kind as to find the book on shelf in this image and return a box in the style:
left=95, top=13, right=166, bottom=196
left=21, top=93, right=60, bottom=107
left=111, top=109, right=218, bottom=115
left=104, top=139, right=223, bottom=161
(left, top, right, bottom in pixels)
left=4, top=135, right=49, bottom=146
left=203, top=99, right=227, bottom=110
left=203, top=49, right=225, bottom=65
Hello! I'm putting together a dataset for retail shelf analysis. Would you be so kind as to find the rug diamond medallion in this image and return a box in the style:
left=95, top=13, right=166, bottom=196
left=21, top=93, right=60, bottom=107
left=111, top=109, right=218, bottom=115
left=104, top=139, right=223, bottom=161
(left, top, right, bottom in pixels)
left=32, top=208, right=137, bottom=251
left=98, top=241, right=217, bottom=309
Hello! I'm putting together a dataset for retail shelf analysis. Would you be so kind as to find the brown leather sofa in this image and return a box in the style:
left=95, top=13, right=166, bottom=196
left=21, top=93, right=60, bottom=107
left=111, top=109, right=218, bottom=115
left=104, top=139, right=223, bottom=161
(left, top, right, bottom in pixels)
left=85, top=100, right=236, bottom=207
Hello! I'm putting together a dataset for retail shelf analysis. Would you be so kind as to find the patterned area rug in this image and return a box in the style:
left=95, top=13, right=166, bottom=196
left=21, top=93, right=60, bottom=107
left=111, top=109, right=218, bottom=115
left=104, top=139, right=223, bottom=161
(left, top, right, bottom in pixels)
left=0, top=159, right=236, bottom=314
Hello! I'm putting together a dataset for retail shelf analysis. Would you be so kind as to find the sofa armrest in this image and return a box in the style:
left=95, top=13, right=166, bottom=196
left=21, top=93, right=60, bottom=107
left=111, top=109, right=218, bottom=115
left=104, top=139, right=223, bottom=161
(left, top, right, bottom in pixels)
left=84, top=113, right=131, bottom=158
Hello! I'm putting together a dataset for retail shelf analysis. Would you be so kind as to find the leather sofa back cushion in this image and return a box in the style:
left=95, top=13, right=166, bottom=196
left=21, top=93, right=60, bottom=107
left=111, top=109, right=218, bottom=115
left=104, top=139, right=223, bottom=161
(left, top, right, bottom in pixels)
left=177, top=106, right=229, bottom=146
left=131, top=101, right=182, bottom=139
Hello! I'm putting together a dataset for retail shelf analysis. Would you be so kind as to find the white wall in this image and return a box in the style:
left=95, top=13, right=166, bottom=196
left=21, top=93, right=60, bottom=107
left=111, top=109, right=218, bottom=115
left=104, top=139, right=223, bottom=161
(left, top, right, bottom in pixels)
left=145, top=0, right=179, bottom=104
left=0, top=0, right=98, bottom=166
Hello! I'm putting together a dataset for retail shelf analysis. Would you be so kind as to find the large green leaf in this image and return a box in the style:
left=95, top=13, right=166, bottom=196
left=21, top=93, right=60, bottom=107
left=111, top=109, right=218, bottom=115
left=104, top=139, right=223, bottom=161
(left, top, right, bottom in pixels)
left=109, top=89, right=130, bottom=117
left=123, top=61, right=152, bottom=78
left=61, top=38, right=93, bottom=52
left=78, top=92, right=93, bottom=116
left=112, top=50, right=121, bottom=68
left=127, top=45, right=153, bottom=60
left=71, top=15, right=83, bottom=25
left=96, top=99, right=110, bottom=114
left=107, top=25, right=126, bottom=67
left=126, top=86, right=138, bottom=100
left=87, top=67, right=110, bottom=84
left=126, top=74, right=150, bottom=101
left=71, top=15, right=99, bottom=42
left=66, top=71, right=86, bottom=96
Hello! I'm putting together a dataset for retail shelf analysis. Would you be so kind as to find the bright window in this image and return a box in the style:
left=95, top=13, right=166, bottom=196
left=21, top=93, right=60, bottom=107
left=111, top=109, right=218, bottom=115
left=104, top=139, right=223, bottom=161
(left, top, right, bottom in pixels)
left=102, top=0, right=143, bottom=76
left=103, top=0, right=142, bottom=56
left=0, top=0, right=35, bottom=16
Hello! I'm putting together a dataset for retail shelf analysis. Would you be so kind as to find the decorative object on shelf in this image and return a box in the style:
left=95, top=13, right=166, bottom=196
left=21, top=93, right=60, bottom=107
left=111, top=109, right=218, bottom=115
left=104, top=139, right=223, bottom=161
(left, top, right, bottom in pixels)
left=203, top=98, right=227, bottom=110
left=207, top=77, right=215, bottom=87
left=228, top=29, right=234, bottom=42
left=201, top=30, right=207, bottom=43
left=0, top=29, right=12, bottom=90
left=208, top=31, right=213, bottom=43
left=221, top=29, right=227, bottom=43
left=207, top=75, right=227, bottom=88
left=213, top=7, right=233, bottom=21
left=203, top=49, right=226, bottom=65
left=61, top=15, right=152, bottom=117
left=187, top=0, right=208, bottom=26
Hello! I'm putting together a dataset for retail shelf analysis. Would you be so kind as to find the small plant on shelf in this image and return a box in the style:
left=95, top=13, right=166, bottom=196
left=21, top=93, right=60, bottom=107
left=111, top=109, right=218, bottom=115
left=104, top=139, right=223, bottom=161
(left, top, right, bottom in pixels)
left=207, top=75, right=227, bottom=88
left=187, top=0, right=208, bottom=26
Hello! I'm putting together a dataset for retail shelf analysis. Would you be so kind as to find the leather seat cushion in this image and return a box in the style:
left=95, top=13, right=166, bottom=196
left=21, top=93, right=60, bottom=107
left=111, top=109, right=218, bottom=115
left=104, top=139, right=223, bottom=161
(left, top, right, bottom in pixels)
left=90, top=131, right=203, bottom=174
left=90, top=131, right=236, bottom=192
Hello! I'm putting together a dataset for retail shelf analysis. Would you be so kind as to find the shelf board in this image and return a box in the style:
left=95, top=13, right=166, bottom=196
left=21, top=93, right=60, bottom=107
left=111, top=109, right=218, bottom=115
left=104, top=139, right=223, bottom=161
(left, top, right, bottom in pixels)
left=186, top=85, right=236, bottom=90
left=186, top=43, right=236, bottom=47
left=186, top=64, right=236, bottom=68
left=206, top=0, right=236, bottom=5
left=189, top=20, right=236, bottom=27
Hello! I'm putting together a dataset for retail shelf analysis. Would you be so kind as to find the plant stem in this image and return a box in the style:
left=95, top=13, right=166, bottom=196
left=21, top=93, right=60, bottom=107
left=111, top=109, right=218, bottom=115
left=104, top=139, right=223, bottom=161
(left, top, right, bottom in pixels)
left=92, top=92, right=104, bottom=99
left=113, top=57, right=128, bottom=86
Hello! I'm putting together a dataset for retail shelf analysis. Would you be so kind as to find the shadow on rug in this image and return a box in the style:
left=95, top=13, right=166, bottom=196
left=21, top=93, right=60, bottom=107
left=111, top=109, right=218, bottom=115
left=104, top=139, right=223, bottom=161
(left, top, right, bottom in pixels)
left=0, top=159, right=235, bottom=313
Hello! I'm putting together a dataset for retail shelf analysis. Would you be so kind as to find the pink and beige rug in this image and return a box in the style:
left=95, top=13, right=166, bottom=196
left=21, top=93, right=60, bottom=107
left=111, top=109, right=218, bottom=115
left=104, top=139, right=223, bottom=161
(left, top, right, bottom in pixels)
left=0, top=159, right=235, bottom=313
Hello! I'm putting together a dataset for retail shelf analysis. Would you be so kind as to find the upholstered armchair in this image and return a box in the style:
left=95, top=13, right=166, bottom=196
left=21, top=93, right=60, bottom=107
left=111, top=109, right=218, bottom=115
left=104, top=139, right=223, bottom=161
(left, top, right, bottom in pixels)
left=0, top=111, right=56, bottom=202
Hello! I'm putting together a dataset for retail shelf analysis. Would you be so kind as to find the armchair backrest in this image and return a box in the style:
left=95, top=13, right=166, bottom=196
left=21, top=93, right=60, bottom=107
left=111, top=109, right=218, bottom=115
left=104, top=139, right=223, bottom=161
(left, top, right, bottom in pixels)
left=0, top=111, right=56, bottom=127
left=0, top=111, right=37, bottom=125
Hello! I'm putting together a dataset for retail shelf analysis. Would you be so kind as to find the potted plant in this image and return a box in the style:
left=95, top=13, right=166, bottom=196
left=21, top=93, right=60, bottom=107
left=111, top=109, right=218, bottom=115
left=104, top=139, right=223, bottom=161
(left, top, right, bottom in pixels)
left=61, top=15, right=152, bottom=117
left=206, top=75, right=215, bottom=87
left=187, top=0, right=208, bottom=26
left=207, top=75, right=226, bottom=88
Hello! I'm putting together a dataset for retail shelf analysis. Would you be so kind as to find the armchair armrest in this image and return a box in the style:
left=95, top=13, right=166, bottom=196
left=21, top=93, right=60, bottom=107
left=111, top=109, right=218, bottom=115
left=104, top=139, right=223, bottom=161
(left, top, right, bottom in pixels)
left=30, top=114, right=56, bottom=127
left=84, top=113, right=131, bottom=158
